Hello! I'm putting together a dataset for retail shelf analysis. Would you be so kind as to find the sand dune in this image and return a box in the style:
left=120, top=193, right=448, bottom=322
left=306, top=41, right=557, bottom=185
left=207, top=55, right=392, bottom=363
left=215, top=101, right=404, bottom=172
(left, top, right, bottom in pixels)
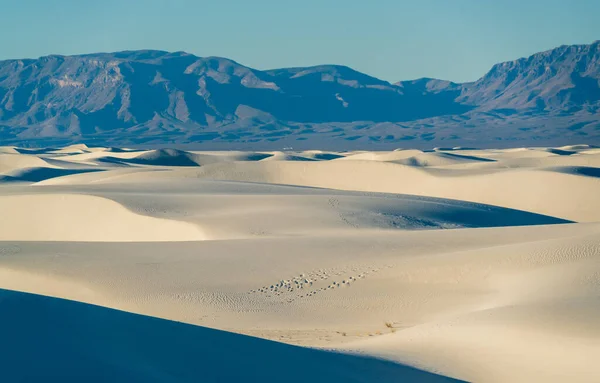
left=0, top=152, right=58, bottom=172
left=336, top=149, right=422, bottom=162
left=168, top=160, right=599, bottom=221
left=260, top=151, right=317, bottom=162
left=0, top=146, right=19, bottom=154
left=342, top=229, right=600, bottom=382
left=0, top=289, right=458, bottom=383
left=392, top=151, right=496, bottom=167
left=296, top=150, right=346, bottom=160
left=0, top=194, right=205, bottom=241
left=557, top=144, right=598, bottom=151
left=0, top=167, right=103, bottom=183
left=1, top=145, right=599, bottom=382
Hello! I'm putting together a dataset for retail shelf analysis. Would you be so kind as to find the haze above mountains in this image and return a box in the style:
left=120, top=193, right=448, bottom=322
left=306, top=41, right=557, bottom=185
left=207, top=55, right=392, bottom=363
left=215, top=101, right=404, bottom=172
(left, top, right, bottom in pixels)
left=1, top=41, right=599, bottom=148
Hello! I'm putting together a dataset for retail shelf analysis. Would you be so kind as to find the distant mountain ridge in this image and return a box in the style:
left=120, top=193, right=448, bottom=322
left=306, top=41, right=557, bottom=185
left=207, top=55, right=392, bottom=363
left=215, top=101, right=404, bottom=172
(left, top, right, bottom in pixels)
left=1, top=41, right=599, bottom=148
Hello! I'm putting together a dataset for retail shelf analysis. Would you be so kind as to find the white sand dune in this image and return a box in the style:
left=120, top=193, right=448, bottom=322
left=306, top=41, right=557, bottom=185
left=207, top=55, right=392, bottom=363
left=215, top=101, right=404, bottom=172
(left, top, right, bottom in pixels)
left=260, top=151, right=317, bottom=162
left=557, top=144, right=598, bottom=151
left=336, top=149, right=422, bottom=162
left=339, top=228, right=600, bottom=382
left=0, top=153, right=58, bottom=173
left=0, top=167, right=104, bottom=183
left=0, top=288, right=458, bottom=383
left=0, top=146, right=19, bottom=154
left=147, top=160, right=599, bottom=221
left=50, top=149, right=146, bottom=164
left=1, top=145, right=599, bottom=382
left=0, top=194, right=205, bottom=241
left=392, top=151, right=496, bottom=167
left=295, top=150, right=346, bottom=160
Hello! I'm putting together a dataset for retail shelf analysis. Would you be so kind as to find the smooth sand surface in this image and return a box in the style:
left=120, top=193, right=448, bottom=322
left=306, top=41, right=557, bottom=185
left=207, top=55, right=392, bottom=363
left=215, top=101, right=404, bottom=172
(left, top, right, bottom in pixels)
left=1, top=144, right=599, bottom=382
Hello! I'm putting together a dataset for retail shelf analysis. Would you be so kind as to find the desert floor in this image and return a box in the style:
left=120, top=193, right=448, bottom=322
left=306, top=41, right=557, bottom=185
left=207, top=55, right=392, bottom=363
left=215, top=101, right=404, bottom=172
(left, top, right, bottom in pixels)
left=1, top=144, right=599, bottom=382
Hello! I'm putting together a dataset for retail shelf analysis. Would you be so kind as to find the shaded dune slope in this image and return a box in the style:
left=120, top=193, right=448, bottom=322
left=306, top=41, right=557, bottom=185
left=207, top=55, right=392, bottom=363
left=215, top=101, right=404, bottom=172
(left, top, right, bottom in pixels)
left=0, top=167, right=103, bottom=183
left=171, top=160, right=600, bottom=222
left=0, top=289, right=461, bottom=383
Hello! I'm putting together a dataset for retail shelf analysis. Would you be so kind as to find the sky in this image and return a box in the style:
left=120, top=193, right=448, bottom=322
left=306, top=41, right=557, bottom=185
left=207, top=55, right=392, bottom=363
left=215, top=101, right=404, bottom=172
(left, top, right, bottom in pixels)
left=1, top=0, right=599, bottom=83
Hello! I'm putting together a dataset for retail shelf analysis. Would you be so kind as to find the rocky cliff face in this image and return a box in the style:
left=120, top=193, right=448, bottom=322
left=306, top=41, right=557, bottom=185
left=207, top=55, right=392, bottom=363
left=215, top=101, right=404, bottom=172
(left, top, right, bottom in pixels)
left=457, top=41, right=600, bottom=112
left=1, top=42, right=598, bottom=148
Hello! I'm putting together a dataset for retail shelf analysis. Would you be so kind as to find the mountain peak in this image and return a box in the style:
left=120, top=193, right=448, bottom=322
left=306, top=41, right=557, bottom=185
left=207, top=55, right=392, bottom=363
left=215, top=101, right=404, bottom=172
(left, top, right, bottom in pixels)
left=459, top=40, right=600, bottom=111
left=1, top=42, right=599, bottom=148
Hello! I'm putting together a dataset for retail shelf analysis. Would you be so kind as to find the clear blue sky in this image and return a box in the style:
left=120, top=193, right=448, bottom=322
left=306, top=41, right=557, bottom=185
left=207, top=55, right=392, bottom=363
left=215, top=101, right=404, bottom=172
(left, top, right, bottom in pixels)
left=1, top=0, right=599, bottom=82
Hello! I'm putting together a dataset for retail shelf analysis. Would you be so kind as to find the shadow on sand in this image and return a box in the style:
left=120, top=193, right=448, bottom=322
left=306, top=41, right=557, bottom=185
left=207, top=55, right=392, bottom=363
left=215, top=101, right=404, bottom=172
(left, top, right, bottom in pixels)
left=0, top=288, right=463, bottom=383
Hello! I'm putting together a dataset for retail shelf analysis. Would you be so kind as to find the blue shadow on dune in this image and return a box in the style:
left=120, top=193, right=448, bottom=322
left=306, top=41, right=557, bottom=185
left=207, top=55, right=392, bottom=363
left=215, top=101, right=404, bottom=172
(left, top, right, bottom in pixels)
left=0, top=167, right=104, bottom=183
left=546, top=166, right=600, bottom=178
left=0, top=288, right=463, bottom=383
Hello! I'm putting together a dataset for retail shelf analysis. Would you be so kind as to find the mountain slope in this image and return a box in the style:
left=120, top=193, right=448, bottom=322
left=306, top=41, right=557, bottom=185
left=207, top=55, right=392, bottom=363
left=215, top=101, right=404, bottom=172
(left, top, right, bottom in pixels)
left=458, top=40, right=600, bottom=111
left=0, top=42, right=599, bottom=148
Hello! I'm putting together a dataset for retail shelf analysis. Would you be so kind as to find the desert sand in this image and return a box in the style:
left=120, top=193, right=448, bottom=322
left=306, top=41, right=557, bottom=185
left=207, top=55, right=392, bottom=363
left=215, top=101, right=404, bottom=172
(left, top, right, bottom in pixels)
left=1, top=144, right=599, bottom=382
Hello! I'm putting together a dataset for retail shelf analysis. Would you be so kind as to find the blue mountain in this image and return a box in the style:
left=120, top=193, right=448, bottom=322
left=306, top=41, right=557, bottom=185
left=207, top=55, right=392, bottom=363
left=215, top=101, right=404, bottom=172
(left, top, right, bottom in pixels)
left=1, top=42, right=598, bottom=148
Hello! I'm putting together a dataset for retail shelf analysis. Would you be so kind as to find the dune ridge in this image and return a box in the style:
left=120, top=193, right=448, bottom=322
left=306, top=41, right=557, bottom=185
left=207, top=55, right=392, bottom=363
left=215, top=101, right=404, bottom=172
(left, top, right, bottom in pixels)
left=0, top=194, right=205, bottom=242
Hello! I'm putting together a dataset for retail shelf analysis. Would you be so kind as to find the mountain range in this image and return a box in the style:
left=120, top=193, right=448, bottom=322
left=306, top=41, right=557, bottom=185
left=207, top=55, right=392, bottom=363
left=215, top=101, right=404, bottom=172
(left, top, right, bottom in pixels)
left=1, top=41, right=599, bottom=149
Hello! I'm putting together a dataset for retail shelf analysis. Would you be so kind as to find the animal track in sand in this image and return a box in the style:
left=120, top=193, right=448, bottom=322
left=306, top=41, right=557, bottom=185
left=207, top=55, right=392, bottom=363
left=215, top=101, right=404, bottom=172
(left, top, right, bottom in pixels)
left=327, top=197, right=361, bottom=228
left=247, top=264, right=394, bottom=303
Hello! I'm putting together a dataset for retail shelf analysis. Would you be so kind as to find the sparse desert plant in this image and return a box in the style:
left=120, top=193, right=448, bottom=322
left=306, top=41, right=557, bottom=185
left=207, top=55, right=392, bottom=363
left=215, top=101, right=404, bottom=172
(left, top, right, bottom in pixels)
left=385, top=321, right=394, bottom=329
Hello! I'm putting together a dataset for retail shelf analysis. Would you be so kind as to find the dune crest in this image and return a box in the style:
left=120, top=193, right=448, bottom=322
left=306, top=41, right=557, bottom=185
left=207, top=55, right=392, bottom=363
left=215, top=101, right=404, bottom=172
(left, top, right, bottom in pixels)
left=0, top=194, right=205, bottom=242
